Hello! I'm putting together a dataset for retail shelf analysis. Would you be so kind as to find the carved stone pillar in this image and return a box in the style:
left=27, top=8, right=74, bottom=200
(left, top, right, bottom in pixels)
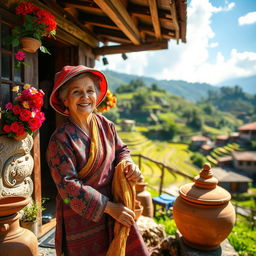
left=0, top=135, right=34, bottom=197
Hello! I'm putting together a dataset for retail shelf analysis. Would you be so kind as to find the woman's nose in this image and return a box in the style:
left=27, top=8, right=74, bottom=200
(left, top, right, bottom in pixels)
left=81, top=91, right=88, bottom=98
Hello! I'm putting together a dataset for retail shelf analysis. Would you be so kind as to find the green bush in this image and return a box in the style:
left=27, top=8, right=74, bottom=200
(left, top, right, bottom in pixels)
left=228, top=216, right=256, bottom=256
left=190, top=152, right=206, bottom=168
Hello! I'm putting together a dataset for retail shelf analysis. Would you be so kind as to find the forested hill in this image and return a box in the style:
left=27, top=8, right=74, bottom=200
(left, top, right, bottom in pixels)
left=103, top=70, right=218, bottom=103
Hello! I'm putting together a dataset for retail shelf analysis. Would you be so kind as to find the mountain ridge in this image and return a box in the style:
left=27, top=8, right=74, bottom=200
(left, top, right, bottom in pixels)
left=102, top=70, right=255, bottom=102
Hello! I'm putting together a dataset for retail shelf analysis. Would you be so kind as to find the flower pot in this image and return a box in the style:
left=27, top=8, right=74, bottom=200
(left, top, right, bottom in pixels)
left=20, top=37, right=41, bottom=53
left=173, top=163, right=236, bottom=251
left=136, top=182, right=153, bottom=218
left=134, top=200, right=143, bottom=221
left=14, top=132, right=28, bottom=141
left=0, top=196, right=38, bottom=256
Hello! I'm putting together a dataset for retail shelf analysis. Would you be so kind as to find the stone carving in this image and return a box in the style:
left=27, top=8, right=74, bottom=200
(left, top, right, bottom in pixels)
left=0, top=135, right=34, bottom=197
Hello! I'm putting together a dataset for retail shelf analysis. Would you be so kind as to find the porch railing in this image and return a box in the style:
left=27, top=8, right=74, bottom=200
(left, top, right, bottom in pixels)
left=131, top=153, right=194, bottom=196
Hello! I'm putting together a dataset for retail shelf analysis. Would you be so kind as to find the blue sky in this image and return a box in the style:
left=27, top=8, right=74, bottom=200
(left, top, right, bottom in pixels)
left=95, top=0, right=256, bottom=85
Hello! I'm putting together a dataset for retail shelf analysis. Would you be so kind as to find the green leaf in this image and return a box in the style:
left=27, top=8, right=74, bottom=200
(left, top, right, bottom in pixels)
left=12, top=38, right=20, bottom=47
left=39, top=46, right=51, bottom=55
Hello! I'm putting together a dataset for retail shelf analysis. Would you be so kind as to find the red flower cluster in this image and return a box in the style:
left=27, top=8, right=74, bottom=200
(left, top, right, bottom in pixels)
left=1, top=85, right=45, bottom=138
left=15, top=2, right=56, bottom=33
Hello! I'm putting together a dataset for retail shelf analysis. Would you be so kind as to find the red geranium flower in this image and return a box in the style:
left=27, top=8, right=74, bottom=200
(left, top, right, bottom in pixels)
left=15, top=2, right=39, bottom=15
left=0, top=84, right=45, bottom=138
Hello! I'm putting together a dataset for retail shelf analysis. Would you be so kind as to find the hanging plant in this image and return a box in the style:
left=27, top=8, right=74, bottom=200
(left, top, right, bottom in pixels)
left=5, top=1, right=56, bottom=55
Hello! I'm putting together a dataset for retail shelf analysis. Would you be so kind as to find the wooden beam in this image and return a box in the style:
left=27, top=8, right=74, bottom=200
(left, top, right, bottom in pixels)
left=94, top=40, right=168, bottom=56
left=63, top=0, right=103, bottom=14
left=148, top=0, right=161, bottom=39
left=93, top=0, right=141, bottom=45
left=79, top=13, right=119, bottom=30
left=169, top=0, right=180, bottom=41
left=129, top=4, right=173, bottom=23
left=140, top=25, right=175, bottom=38
left=94, top=27, right=131, bottom=44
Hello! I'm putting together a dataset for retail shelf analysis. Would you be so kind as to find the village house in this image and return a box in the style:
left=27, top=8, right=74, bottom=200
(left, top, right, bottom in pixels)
left=190, top=135, right=212, bottom=150
left=232, top=151, right=256, bottom=179
left=215, top=134, right=229, bottom=147
left=0, top=0, right=187, bottom=238
left=212, top=167, right=252, bottom=194
left=239, top=122, right=256, bottom=141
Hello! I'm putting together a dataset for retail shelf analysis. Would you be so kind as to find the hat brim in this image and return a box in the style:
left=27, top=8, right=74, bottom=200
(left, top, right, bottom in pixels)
left=50, top=68, right=108, bottom=116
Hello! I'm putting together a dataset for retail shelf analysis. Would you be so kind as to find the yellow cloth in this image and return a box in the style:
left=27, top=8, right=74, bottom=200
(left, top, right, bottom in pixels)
left=78, top=115, right=99, bottom=179
left=106, top=160, right=136, bottom=256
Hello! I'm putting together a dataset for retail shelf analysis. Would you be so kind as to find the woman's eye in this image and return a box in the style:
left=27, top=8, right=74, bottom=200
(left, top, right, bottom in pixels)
left=72, top=90, right=80, bottom=94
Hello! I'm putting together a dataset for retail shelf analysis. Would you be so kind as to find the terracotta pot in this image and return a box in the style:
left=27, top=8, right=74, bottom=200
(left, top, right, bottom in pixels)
left=20, top=221, right=39, bottom=238
left=136, top=182, right=153, bottom=218
left=14, top=132, right=28, bottom=141
left=173, top=163, right=236, bottom=251
left=20, top=37, right=41, bottom=53
left=0, top=196, right=38, bottom=256
left=0, top=196, right=30, bottom=217
left=134, top=200, right=144, bottom=221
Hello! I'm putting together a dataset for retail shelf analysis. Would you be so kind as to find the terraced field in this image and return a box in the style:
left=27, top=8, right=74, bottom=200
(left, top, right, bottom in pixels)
left=206, top=143, right=243, bottom=166
left=118, top=131, right=198, bottom=193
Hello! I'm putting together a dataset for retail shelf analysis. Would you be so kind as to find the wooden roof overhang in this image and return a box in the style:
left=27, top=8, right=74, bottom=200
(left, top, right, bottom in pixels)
left=37, top=0, right=187, bottom=57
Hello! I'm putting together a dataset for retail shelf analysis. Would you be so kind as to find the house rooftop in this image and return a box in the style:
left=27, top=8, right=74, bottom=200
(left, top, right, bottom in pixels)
left=216, top=135, right=229, bottom=140
left=213, top=167, right=252, bottom=182
left=201, top=144, right=214, bottom=150
left=239, top=122, right=256, bottom=131
left=217, top=156, right=233, bottom=162
left=232, top=151, right=256, bottom=161
left=191, top=135, right=210, bottom=141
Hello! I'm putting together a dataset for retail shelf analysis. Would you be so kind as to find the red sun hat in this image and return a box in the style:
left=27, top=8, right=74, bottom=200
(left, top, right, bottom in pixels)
left=50, top=65, right=108, bottom=116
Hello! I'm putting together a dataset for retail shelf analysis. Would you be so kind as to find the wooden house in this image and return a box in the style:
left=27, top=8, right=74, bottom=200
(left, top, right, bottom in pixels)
left=190, top=135, right=211, bottom=149
left=0, top=0, right=187, bottom=236
left=232, top=151, right=256, bottom=179
left=239, top=122, right=256, bottom=141
left=212, top=167, right=252, bottom=194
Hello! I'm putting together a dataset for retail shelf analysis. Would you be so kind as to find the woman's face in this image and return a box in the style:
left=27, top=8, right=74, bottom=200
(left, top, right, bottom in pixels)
left=63, top=76, right=97, bottom=118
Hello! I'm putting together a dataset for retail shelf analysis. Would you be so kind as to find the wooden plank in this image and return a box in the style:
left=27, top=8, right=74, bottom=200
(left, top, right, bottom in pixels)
left=129, top=3, right=173, bottom=23
left=169, top=0, right=179, bottom=41
left=79, top=13, right=119, bottom=30
left=94, top=40, right=168, bottom=56
left=140, top=25, right=175, bottom=39
left=63, top=0, right=103, bottom=14
left=93, top=0, right=141, bottom=45
left=148, top=0, right=161, bottom=39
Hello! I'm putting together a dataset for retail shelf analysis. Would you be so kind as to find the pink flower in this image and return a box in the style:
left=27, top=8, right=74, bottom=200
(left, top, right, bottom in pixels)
left=15, top=51, right=25, bottom=61
left=5, top=103, right=13, bottom=110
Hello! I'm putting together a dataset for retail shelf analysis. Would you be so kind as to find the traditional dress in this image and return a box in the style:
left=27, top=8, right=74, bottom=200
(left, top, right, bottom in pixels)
left=46, top=113, right=149, bottom=256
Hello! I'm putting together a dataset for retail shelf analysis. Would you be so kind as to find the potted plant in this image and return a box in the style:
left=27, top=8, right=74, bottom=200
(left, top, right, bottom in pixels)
left=5, top=1, right=56, bottom=54
left=20, top=198, right=47, bottom=237
left=0, top=84, right=45, bottom=140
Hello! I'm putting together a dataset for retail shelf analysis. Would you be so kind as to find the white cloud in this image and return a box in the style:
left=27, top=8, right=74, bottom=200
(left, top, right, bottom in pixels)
left=238, top=12, right=256, bottom=25
left=95, top=0, right=256, bottom=85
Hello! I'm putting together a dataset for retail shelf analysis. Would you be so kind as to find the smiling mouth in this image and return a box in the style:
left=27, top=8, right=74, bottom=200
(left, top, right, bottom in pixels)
left=78, top=103, right=90, bottom=107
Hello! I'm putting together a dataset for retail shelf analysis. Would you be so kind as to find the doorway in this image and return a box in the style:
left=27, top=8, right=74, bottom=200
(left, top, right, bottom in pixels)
left=38, top=38, right=77, bottom=216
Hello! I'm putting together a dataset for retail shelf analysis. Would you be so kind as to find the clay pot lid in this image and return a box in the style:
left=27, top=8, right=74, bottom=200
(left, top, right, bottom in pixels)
left=0, top=196, right=31, bottom=217
left=179, top=163, right=231, bottom=205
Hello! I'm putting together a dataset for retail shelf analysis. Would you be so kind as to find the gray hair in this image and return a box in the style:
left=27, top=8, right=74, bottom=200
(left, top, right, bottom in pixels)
left=58, top=72, right=101, bottom=103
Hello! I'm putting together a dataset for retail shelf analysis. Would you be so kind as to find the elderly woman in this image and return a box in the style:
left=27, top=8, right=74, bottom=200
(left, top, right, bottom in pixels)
left=46, top=65, right=149, bottom=256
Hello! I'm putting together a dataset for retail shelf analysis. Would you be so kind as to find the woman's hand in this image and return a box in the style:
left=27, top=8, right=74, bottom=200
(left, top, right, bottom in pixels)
left=104, top=201, right=135, bottom=227
left=124, top=162, right=142, bottom=182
